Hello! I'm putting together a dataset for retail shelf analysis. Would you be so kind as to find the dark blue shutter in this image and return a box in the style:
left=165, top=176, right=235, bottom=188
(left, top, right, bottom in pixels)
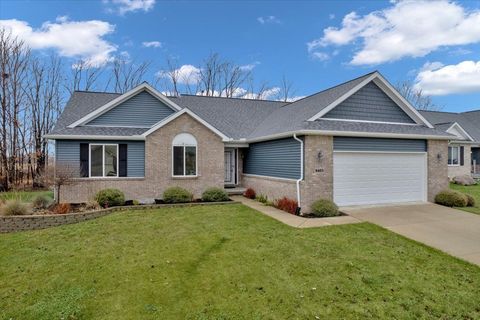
left=460, top=146, right=465, bottom=166
left=80, top=143, right=89, bottom=177
left=119, top=144, right=128, bottom=177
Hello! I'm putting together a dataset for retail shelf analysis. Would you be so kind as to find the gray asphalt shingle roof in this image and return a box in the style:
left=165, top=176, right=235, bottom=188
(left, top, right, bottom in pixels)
left=420, top=110, right=480, bottom=142
left=49, top=72, right=459, bottom=141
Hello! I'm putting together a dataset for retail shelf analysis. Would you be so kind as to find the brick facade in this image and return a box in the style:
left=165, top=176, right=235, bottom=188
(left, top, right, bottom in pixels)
left=59, top=113, right=224, bottom=203
left=427, top=140, right=449, bottom=201
left=447, top=144, right=472, bottom=179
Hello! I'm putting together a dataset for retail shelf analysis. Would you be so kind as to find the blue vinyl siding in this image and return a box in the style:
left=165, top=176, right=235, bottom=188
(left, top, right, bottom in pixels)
left=333, top=137, right=426, bottom=152
left=243, top=137, right=302, bottom=179
left=87, top=91, right=175, bottom=127
left=323, top=82, right=415, bottom=124
left=55, top=140, right=145, bottom=177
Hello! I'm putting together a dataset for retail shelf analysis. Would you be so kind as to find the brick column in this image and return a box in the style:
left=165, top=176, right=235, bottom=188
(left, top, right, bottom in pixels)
left=427, top=140, right=449, bottom=202
left=300, top=135, right=333, bottom=213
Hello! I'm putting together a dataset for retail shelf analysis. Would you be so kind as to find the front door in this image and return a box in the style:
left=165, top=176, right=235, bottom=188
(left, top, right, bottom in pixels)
left=224, top=149, right=236, bottom=185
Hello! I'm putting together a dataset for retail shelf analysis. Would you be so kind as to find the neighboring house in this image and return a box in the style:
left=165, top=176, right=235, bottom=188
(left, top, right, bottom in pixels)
left=420, top=110, right=480, bottom=179
left=45, top=71, right=454, bottom=212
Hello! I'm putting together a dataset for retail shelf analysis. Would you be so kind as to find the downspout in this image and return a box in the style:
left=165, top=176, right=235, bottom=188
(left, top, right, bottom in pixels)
left=293, top=134, right=303, bottom=214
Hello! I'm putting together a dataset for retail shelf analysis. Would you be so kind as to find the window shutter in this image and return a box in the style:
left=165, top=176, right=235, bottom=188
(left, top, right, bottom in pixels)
left=119, top=144, right=128, bottom=177
left=460, top=146, right=465, bottom=166
left=80, top=143, right=89, bottom=177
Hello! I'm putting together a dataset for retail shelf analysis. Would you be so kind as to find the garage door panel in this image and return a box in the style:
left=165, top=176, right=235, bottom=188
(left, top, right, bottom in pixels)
left=333, top=152, right=426, bottom=206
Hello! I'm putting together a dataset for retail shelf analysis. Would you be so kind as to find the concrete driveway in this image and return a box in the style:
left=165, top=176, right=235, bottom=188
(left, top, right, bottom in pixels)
left=342, top=203, right=480, bottom=266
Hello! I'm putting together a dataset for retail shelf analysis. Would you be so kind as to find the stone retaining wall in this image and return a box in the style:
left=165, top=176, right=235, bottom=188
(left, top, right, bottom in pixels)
left=0, top=201, right=237, bottom=233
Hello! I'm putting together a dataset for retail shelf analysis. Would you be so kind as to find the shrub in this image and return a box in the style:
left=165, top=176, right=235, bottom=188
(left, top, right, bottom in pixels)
left=202, top=187, right=229, bottom=202
left=1, top=200, right=30, bottom=216
left=274, top=197, right=298, bottom=215
left=53, top=203, right=71, bottom=214
left=466, top=194, right=476, bottom=207
left=163, top=187, right=193, bottom=203
left=94, top=188, right=125, bottom=208
left=32, top=194, right=52, bottom=210
left=244, top=188, right=256, bottom=199
left=256, top=194, right=268, bottom=204
left=435, top=190, right=468, bottom=207
left=311, top=199, right=339, bottom=217
left=132, top=200, right=140, bottom=206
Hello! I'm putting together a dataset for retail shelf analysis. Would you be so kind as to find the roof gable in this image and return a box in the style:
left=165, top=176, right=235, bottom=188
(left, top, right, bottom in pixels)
left=322, top=81, right=415, bottom=124
left=68, top=83, right=182, bottom=128
left=86, top=91, right=175, bottom=127
left=446, top=122, right=474, bottom=141
left=307, top=72, right=433, bottom=128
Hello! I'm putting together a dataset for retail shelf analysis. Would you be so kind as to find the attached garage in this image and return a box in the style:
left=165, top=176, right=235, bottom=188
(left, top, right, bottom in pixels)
left=333, top=137, right=427, bottom=206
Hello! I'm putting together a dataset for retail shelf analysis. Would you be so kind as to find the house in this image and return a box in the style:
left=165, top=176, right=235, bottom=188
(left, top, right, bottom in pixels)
left=45, top=71, right=455, bottom=212
left=420, top=110, right=480, bottom=179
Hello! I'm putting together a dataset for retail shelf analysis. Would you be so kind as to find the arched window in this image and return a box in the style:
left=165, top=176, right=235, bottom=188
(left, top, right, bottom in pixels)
left=172, top=133, right=197, bottom=176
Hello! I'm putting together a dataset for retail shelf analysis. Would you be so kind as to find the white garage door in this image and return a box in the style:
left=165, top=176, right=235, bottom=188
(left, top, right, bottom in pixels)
left=333, top=152, right=427, bottom=206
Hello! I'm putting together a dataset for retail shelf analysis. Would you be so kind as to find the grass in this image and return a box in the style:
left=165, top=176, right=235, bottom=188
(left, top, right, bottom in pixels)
left=450, top=182, right=480, bottom=215
left=1, top=204, right=479, bottom=319
left=0, top=190, right=53, bottom=203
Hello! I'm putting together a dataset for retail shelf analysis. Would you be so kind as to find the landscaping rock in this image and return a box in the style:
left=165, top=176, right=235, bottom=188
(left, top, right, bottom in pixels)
left=138, top=198, right=155, bottom=205
left=453, top=175, right=476, bottom=186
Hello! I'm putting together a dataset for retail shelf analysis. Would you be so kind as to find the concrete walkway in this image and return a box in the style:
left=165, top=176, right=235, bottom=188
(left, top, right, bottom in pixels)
left=231, top=196, right=361, bottom=228
left=342, top=203, right=480, bottom=266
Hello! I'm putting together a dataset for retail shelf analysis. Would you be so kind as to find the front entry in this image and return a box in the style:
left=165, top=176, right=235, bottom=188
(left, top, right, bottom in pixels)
left=224, top=148, right=236, bottom=186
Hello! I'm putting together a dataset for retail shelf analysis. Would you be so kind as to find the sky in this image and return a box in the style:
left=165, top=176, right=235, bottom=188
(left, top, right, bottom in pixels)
left=1, top=0, right=479, bottom=112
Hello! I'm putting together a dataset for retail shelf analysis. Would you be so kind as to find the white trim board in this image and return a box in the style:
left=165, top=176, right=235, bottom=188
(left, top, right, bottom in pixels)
left=142, top=108, right=231, bottom=142
left=307, top=72, right=434, bottom=128
left=446, top=122, right=475, bottom=142
left=67, top=83, right=183, bottom=128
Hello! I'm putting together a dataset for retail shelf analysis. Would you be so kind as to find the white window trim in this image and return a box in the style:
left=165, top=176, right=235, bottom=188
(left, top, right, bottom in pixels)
left=448, top=146, right=460, bottom=167
left=89, top=143, right=119, bottom=178
left=172, top=142, right=198, bottom=177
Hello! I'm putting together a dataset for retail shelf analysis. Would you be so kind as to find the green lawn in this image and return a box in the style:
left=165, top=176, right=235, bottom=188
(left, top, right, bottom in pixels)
left=1, top=204, right=479, bottom=319
left=450, top=182, right=480, bottom=215
left=0, top=190, right=53, bottom=203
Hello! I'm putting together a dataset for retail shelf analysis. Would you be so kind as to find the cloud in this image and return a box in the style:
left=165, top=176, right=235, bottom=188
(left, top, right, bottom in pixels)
left=414, top=60, right=480, bottom=95
left=311, top=52, right=330, bottom=61
left=308, top=0, right=480, bottom=65
left=142, top=41, right=161, bottom=48
left=104, top=0, right=155, bottom=15
left=239, top=61, right=260, bottom=71
left=329, top=14, right=335, bottom=20
left=257, top=16, right=281, bottom=24
left=0, top=17, right=116, bottom=66
left=156, top=64, right=201, bottom=85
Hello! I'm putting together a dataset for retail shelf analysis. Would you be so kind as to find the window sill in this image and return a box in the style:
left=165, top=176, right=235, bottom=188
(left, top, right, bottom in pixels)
left=171, top=175, right=199, bottom=180
left=448, top=164, right=460, bottom=167
left=73, top=177, right=145, bottom=181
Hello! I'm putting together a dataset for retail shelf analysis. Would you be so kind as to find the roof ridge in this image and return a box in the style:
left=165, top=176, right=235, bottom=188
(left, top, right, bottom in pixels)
left=74, top=90, right=121, bottom=95
left=177, top=94, right=287, bottom=103
left=461, top=109, right=480, bottom=114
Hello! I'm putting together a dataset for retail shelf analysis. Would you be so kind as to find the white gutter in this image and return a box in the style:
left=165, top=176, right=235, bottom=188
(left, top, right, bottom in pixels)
left=43, top=134, right=146, bottom=141
left=292, top=134, right=304, bottom=212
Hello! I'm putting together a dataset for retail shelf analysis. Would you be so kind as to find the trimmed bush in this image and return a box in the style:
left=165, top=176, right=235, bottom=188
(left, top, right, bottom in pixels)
left=274, top=197, right=298, bottom=215
left=434, top=190, right=468, bottom=207
left=0, top=200, right=30, bottom=216
left=163, top=187, right=193, bottom=203
left=244, top=188, right=256, bottom=199
left=256, top=194, right=268, bottom=204
left=52, top=203, right=71, bottom=214
left=202, top=187, right=229, bottom=202
left=32, top=194, right=52, bottom=210
left=466, top=194, right=476, bottom=207
left=94, top=188, right=125, bottom=208
left=311, top=199, right=339, bottom=217
left=85, top=201, right=100, bottom=211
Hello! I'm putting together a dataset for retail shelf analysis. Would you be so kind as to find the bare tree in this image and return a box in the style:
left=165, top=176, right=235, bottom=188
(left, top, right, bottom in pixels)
left=25, top=55, right=64, bottom=186
left=69, top=60, right=104, bottom=93
left=395, top=80, right=442, bottom=111
left=109, top=57, right=151, bottom=93
left=53, top=162, right=76, bottom=204
left=0, top=29, right=30, bottom=190
left=277, top=75, right=296, bottom=102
